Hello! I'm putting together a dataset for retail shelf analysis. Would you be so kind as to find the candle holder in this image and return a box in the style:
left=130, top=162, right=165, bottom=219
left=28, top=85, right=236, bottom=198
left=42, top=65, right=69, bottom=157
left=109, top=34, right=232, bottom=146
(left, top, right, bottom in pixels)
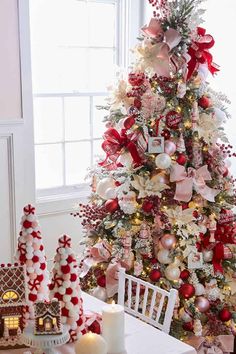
left=102, top=302, right=126, bottom=354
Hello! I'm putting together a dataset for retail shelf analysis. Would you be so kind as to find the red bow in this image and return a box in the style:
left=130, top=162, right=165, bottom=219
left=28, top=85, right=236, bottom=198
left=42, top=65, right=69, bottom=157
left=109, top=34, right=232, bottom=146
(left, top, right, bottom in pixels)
left=187, top=27, right=219, bottom=80
left=99, top=128, right=142, bottom=167
left=23, top=204, right=35, bottom=215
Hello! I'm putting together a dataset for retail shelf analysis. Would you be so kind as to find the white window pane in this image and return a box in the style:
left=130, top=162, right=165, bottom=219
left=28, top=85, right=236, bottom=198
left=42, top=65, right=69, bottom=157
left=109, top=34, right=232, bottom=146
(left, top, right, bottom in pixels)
left=89, top=49, right=115, bottom=91
left=89, top=2, right=115, bottom=47
left=65, top=142, right=91, bottom=184
left=65, top=97, right=90, bottom=141
left=93, top=96, right=107, bottom=138
left=93, top=139, right=105, bottom=164
left=35, top=144, right=63, bottom=189
left=34, top=98, right=63, bottom=143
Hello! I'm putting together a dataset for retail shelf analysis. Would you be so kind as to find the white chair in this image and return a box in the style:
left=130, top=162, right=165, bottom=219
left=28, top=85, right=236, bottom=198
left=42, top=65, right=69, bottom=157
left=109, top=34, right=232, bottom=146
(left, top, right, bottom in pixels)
left=118, top=268, right=178, bottom=334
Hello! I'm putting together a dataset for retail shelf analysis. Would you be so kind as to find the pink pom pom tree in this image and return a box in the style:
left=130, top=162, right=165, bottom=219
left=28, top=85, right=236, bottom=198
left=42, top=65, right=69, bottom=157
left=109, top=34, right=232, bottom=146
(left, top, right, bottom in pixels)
left=49, top=235, right=84, bottom=342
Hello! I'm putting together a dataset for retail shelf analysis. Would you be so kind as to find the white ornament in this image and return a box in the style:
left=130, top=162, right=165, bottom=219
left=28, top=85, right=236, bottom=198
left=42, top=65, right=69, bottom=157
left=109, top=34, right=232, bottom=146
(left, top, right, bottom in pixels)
left=104, top=187, right=117, bottom=200
left=194, top=283, right=205, bottom=296
left=118, top=152, right=133, bottom=168
left=157, top=249, right=172, bottom=264
left=96, top=177, right=116, bottom=199
left=165, top=264, right=180, bottom=281
left=155, top=153, right=172, bottom=169
left=118, top=191, right=137, bottom=215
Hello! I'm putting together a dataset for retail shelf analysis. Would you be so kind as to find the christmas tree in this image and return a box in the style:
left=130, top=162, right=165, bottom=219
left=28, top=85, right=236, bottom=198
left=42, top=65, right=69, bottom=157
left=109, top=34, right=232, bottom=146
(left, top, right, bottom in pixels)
left=49, top=235, right=84, bottom=342
left=15, top=204, right=49, bottom=319
left=76, top=0, right=236, bottom=341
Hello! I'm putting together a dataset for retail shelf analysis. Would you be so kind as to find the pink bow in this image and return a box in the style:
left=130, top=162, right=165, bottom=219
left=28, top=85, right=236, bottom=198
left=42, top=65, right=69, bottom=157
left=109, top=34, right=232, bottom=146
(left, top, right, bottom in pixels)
left=187, top=335, right=234, bottom=354
left=170, top=163, right=220, bottom=203
left=142, top=18, right=181, bottom=77
left=90, top=240, right=112, bottom=263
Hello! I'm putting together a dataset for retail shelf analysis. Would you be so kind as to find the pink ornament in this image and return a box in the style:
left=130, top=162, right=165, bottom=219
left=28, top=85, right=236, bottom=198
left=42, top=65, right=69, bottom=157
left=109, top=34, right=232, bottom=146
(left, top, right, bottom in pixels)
left=164, top=140, right=176, bottom=156
left=194, top=296, right=210, bottom=313
left=161, top=234, right=177, bottom=250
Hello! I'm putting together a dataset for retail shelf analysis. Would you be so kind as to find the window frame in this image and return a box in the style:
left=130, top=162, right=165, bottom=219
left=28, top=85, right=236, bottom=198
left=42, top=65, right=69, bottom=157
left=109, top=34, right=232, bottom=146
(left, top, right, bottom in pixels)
left=26, top=0, right=144, bottom=213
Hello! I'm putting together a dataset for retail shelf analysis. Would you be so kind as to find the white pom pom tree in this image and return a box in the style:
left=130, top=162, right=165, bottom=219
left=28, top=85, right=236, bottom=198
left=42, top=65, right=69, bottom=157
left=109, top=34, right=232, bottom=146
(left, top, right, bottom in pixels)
left=49, top=235, right=84, bottom=342
left=15, top=204, right=49, bottom=318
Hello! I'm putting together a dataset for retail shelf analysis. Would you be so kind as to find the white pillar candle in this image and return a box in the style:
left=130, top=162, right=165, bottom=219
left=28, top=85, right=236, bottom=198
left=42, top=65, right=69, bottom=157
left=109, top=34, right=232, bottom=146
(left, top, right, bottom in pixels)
left=75, top=332, right=107, bottom=354
left=102, top=301, right=126, bottom=354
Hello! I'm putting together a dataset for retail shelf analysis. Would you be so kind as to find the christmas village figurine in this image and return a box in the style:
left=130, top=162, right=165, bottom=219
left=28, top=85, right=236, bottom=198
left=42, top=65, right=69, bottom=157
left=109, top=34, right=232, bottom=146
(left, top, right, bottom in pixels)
left=34, top=299, right=62, bottom=335
left=0, top=264, right=28, bottom=349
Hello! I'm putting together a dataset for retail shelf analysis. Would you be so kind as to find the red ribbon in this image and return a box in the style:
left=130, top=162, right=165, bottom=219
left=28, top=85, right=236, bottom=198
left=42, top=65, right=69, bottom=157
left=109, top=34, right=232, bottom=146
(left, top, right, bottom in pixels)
left=187, top=27, right=219, bottom=80
left=212, top=242, right=224, bottom=274
left=100, top=128, right=142, bottom=167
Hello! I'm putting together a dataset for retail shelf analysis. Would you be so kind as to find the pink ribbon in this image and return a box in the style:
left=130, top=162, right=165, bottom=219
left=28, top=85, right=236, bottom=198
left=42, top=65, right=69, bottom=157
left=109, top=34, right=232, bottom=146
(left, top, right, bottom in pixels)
left=90, top=240, right=112, bottom=263
left=187, top=335, right=234, bottom=354
left=170, top=163, right=220, bottom=203
left=142, top=18, right=181, bottom=77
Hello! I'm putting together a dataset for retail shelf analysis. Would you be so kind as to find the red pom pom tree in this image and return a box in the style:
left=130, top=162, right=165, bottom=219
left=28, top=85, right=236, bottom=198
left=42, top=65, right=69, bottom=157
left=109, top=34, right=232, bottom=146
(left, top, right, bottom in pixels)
left=49, top=235, right=84, bottom=342
left=15, top=204, right=49, bottom=318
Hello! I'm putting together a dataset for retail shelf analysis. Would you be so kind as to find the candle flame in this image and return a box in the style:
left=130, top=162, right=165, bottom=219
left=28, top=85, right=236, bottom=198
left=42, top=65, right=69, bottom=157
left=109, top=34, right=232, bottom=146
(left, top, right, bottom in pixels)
left=111, top=300, right=115, bottom=309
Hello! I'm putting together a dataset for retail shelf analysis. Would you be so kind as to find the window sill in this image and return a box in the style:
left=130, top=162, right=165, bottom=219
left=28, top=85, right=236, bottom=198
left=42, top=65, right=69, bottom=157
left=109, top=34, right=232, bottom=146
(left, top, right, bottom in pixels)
left=36, top=184, right=91, bottom=217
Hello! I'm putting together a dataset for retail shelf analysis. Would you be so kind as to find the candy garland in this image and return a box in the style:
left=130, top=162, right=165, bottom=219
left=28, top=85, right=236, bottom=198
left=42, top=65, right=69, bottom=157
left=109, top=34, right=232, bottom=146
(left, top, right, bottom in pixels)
left=15, top=205, right=49, bottom=318
left=49, top=235, right=84, bottom=342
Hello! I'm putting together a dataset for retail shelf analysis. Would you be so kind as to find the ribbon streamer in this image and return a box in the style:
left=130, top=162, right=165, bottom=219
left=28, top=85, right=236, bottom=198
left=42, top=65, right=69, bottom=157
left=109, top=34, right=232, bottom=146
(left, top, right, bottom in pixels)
left=170, top=163, right=220, bottom=203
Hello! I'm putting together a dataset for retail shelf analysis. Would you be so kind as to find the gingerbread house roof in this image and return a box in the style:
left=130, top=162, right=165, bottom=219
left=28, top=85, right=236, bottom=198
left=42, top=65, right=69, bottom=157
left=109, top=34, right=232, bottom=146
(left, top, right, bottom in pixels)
left=34, top=300, right=61, bottom=318
left=0, top=264, right=27, bottom=306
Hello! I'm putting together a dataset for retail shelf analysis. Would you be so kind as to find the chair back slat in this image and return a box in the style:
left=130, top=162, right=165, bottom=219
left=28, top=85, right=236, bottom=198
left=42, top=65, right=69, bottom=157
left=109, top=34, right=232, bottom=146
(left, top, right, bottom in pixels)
left=142, top=286, right=149, bottom=315
left=117, top=268, right=178, bottom=334
left=134, top=282, right=140, bottom=312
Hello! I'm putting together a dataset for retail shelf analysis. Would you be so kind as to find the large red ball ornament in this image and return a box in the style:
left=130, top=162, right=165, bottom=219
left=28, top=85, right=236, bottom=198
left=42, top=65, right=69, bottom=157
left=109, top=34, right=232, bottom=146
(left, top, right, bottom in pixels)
left=176, top=153, right=187, bottom=165
left=142, top=200, right=154, bottom=213
left=97, top=275, right=106, bottom=288
left=180, top=270, right=190, bottom=281
left=124, top=115, right=136, bottom=129
left=219, top=308, right=232, bottom=322
left=105, top=199, right=119, bottom=213
left=161, top=129, right=171, bottom=140
left=183, top=321, right=194, bottom=332
left=198, top=96, right=212, bottom=109
left=149, top=269, right=162, bottom=282
left=179, top=283, right=195, bottom=299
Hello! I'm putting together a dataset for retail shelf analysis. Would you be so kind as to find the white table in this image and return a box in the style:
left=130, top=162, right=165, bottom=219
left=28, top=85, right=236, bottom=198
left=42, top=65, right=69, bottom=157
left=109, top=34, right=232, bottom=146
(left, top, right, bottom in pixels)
left=1, top=292, right=196, bottom=354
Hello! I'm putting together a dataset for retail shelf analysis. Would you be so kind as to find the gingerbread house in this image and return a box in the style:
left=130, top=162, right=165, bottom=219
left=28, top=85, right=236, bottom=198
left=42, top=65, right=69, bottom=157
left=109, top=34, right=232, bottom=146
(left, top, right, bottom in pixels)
left=34, top=299, right=62, bottom=335
left=0, top=264, right=28, bottom=349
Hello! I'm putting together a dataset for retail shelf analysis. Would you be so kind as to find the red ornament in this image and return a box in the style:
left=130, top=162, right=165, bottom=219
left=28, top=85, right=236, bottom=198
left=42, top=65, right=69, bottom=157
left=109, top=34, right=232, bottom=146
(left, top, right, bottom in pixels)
left=179, top=283, right=195, bottom=299
left=142, top=200, right=154, bottom=213
left=198, top=96, right=212, bottom=109
left=40, top=262, right=46, bottom=270
left=67, top=255, right=74, bottom=264
left=105, top=199, right=119, bottom=213
left=128, top=72, right=145, bottom=86
left=183, top=321, right=193, bottom=332
left=88, top=320, right=101, bottom=335
left=66, top=287, right=73, bottom=295
left=61, top=264, right=71, bottom=274
left=166, top=111, right=182, bottom=129
left=32, top=255, right=39, bottom=263
left=70, top=273, right=77, bottom=282
left=134, top=98, right=142, bottom=109
left=161, top=129, right=171, bottom=140
left=61, top=307, right=69, bottom=317
left=97, top=275, right=106, bottom=288
left=149, top=269, right=162, bottom=282
left=219, top=308, right=232, bottom=322
left=37, top=274, right=44, bottom=282
left=54, top=292, right=63, bottom=301
left=124, top=115, right=136, bottom=129
left=180, top=270, right=190, bottom=281
left=176, top=154, right=187, bottom=165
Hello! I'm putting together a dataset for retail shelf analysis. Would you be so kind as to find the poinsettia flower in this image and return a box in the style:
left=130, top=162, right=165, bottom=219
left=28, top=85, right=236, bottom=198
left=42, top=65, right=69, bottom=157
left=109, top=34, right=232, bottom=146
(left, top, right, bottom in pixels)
left=108, top=79, right=134, bottom=112
left=131, top=174, right=169, bottom=199
left=196, top=112, right=228, bottom=144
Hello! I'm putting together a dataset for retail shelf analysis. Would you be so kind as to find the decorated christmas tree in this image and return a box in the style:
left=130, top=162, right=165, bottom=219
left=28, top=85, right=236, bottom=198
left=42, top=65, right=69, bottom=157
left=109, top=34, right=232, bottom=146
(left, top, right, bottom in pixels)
left=15, top=204, right=49, bottom=318
left=76, top=0, right=236, bottom=342
left=49, top=235, right=84, bottom=342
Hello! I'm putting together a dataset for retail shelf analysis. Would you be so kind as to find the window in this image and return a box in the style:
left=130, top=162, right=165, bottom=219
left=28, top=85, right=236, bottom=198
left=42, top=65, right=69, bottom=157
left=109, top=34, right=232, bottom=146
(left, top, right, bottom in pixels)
left=29, top=0, right=143, bottom=199
left=2, top=290, right=19, bottom=302
left=4, top=317, right=20, bottom=330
